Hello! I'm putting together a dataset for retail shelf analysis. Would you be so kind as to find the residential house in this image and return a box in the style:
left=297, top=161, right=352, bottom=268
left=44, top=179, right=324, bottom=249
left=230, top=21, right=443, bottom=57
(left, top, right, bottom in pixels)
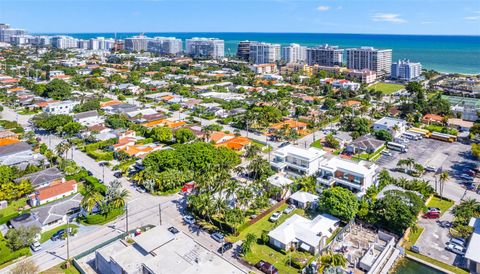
left=74, top=110, right=101, bottom=126
left=333, top=131, right=353, bottom=149
left=373, top=117, right=407, bottom=138
left=447, top=118, right=474, bottom=132
left=268, top=213, right=340, bottom=255
left=346, top=135, right=385, bottom=154
left=0, top=130, right=19, bottom=147
left=289, top=191, right=320, bottom=209
left=44, top=101, right=79, bottom=115
left=422, top=114, right=444, bottom=125
left=29, top=179, right=78, bottom=206
left=142, top=119, right=186, bottom=129
left=16, top=167, right=63, bottom=189
left=0, top=142, right=46, bottom=170
left=268, top=119, right=308, bottom=137
left=270, top=145, right=325, bottom=176
left=267, top=174, right=294, bottom=200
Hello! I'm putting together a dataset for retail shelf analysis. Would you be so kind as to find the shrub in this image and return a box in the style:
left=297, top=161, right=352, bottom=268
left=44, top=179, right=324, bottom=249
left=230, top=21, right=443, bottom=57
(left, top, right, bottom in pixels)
left=84, top=208, right=124, bottom=225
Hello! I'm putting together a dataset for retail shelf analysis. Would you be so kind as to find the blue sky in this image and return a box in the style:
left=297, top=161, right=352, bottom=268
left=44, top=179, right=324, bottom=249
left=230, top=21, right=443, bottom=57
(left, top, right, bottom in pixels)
left=0, top=0, right=479, bottom=35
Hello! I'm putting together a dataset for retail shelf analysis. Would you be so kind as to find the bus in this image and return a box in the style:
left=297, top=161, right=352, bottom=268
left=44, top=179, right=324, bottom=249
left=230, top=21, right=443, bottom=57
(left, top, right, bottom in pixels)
left=430, top=132, right=457, bottom=143
left=402, top=131, right=422, bottom=140
left=408, top=127, right=431, bottom=138
left=387, top=142, right=408, bottom=153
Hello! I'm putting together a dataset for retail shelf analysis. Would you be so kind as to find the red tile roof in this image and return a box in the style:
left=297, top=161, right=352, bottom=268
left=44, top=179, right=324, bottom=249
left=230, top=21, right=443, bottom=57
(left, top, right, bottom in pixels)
left=34, top=179, right=77, bottom=201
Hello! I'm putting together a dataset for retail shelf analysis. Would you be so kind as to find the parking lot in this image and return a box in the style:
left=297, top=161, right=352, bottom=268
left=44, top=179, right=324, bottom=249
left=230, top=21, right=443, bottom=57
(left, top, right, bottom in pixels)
left=376, top=137, right=479, bottom=202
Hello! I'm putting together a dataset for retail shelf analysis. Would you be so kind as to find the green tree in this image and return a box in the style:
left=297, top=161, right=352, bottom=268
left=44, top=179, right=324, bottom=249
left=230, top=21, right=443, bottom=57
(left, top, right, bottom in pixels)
left=150, top=126, right=173, bottom=143
left=241, top=233, right=256, bottom=255
left=320, top=251, right=347, bottom=270
left=6, top=226, right=41, bottom=251
left=318, top=187, right=359, bottom=221
left=62, top=122, right=82, bottom=135
left=174, top=128, right=195, bottom=143
left=439, top=171, right=449, bottom=198
left=45, top=79, right=72, bottom=100
left=325, top=134, right=340, bottom=149
left=472, top=143, right=480, bottom=159
left=374, top=130, right=393, bottom=141
left=81, top=184, right=103, bottom=213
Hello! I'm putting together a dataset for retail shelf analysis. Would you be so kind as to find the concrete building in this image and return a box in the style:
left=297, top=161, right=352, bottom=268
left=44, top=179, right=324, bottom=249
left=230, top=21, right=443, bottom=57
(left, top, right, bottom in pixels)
left=44, top=101, right=79, bottom=115
left=346, top=47, right=392, bottom=77
left=31, top=36, right=51, bottom=47
left=391, top=59, right=422, bottom=81
left=236, top=40, right=252, bottom=61
left=281, top=43, right=307, bottom=64
left=186, top=37, right=224, bottom=58
left=51, top=36, right=78, bottom=49
left=124, top=35, right=150, bottom=52
left=147, top=37, right=182, bottom=55
left=0, top=24, right=26, bottom=43
left=95, top=225, right=245, bottom=274
left=465, top=218, right=480, bottom=273
left=373, top=117, right=407, bottom=137
left=249, top=42, right=281, bottom=64
left=270, top=145, right=325, bottom=176
left=306, top=44, right=343, bottom=66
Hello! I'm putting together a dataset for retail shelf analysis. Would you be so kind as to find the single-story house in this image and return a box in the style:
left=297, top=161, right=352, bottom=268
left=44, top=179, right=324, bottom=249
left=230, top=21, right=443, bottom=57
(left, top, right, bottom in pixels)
left=289, top=191, right=319, bottom=209
left=29, top=179, right=78, bottom=207
left=346, top=135, right=385, bottom=154
left=333, top=131, right=353, bottom=149
left=15, top=167, right=64, bottom=189
left=0, top=142, right=46, bottom=170
left=267, top=174, right=294, bottom=200
left=74, top=110, right=102, bottom=126
left=268, top=213, right=340, bottom=255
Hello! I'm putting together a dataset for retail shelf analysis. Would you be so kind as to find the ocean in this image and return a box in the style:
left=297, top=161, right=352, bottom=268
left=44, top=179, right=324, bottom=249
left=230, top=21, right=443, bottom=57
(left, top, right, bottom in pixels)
left=39, top=32, right=480, bottom=74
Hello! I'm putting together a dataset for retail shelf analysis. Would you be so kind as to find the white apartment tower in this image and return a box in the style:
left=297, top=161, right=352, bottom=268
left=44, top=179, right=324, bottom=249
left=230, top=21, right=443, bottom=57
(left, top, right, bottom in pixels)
left=124, top=35, right=150, bottom=52
left=186, top=38, right=224, bottom=58
left=306, top=44, right=343, bottom=66
left=249, top=42, right=281, bottom=64
left=346, top=47, right=392, bottom=76
left=51, top=36, right=78, bottom=49
left=0, top=24, right=26, bottom=43
left=391, top=59, right=422, bottom=81
left=147, top=37, right=183, bottom=55
left=281, top=43, right=307, bottom=64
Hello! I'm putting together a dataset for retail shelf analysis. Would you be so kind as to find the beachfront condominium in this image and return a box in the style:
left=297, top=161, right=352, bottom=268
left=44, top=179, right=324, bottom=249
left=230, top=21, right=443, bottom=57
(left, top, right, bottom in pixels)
left=88, top=37, right=115, bottom=50
left=0, top=24, right=26, bottom=43
left=281, top=43, right=307, bottom=64
left=391, top=59, right=422, bottom=81
left=51, top=36, right=78, bottom=49
left=346, top=47, right=392, bottom=77
left=249, top=42, right=281, bottom=64
left=147, top=37, right=183, bottom=55
left=124, top=35, right=150, bottom=52
left=237, top=41, right=252, bottom=61
left=306, top=44, right=343, bottom=67
left=186, top=38, right=224, bottom=58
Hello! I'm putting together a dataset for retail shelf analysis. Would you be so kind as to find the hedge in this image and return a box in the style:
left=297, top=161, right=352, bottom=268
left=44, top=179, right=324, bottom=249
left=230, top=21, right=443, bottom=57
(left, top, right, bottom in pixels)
left=84, top=176, right=107, bottom=194
left=83, top=208, right=124, bottom=225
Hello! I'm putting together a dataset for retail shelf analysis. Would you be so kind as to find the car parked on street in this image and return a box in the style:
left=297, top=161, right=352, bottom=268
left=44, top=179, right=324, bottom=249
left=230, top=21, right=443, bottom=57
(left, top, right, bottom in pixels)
left=183, top=215, right=195, bottom=225
left=425, top=166, right=437, bottom=172
left=381, top=150, right=392, bottom=156
left=30, top=241, right=41, bottom=252
left=218, top=242, right=233, bottom=254
left=51, top=229, right=65, bottom=241
left=255, top=260, right=279, bottom=274
left=168, top=226, right=179, bottom=234
left=211, top=232, right=225, bottom=243
left=269, top=211, right=283, bottom=222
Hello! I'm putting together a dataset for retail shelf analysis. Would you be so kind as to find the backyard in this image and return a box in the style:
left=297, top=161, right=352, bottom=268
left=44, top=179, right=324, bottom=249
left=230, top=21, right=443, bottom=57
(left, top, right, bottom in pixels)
left=227, top=204, right=311, bottom=273
left=0, top=198, right=28, bottom=224
left=370, top=82, right=405, bottom=95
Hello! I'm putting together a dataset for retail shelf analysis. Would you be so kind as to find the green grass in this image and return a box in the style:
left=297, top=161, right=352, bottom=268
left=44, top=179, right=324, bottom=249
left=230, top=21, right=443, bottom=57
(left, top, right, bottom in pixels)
left=40, top=224, right=79, bottom=243
left=250, top=139, right=266, bottom=149
left=79, top=208, right=124, bottom=225
left=427, top=196, right=454, bottom=216
left=41, top=262, right=81, bottom=274
left=370, top=82, right=405, bottom=95
left=403, top=227, right=424, bottom=249
left=406, top=250, right=469, bottom=274
left=0, top=233, right=30, bottom=267
left=310, top=140, right=323, bottom=149
left=0, top=198, right=27, bottom=217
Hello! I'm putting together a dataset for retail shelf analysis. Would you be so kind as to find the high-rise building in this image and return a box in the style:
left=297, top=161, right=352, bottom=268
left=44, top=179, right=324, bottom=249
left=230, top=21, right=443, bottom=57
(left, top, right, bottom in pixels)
left=51, top=36, right=78, bottom=49
left=77, top=40, right=89, bottom=49
left=32, top=36, right=51, bottom=47
left=281, top=43, right=307, bottom=64
left=186, top=38, right=224, bottom=58
left=147, top=37, right=183, bottom=55
left=391, top=59, right=422, bottom=81
left=249, top=42, right=281, bottom=64
left=306, top=44, right=343, bottom=66
left=237, top=41, right=252, bottom=61
left=346, top=47, right=392, bottom=76
left=0, top=24, right=26, bottom=43
left=104, top=38, right=115, bottom=50
left=124, top=35, right=150, bottom=52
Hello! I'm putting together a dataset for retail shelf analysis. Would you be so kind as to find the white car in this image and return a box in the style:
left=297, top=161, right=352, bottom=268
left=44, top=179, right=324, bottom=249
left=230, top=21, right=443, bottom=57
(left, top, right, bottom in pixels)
left=425, top=166, right=437, bottom=172
left=183, top=215, right=195, bottom=225
left=381, top=150, right=392, bottom=156
left=269, top=211, right=282, bottom=222
left=30, top=241, right=41, bottom=252
left=446, top=243, right=465, bottom=255
left=283, top=205, right=295, bottom=214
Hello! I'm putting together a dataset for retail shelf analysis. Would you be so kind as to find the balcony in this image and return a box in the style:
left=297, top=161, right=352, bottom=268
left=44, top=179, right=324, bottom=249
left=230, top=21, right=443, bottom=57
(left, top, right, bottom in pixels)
left=317, top=176, right=335, bottom=186
left=334, top=177, right=363, bottom=190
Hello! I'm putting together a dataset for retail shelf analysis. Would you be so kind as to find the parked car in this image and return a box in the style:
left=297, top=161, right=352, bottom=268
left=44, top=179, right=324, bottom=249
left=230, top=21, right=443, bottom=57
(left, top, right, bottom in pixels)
left=422, top=211, right=440, bottom=219
left=269, top=211, right=283, bottom=222
left=450, top=237, right=466, bottom=247
left=113, top=172, right=122, bottom=178
left=446, top=243, right=465, bottom=255
left=167, top=226, right=179, bottom=234
left=425, top=166, right=437, bottom=172
left=51, top=229, right=65, bottom=241
left=217, top=242, right=233, bottom=254
left=428, top=207, right=441, bottom=214
left=211, top=232, right=225, bottom=243
left=183, top=215, right=195, bottom=225
left=279, top=142, right=291, bottom=148
left=283, top=205, right=295, bottom=214
left=255, top=260, right=279, bottom=274
left=381, top=150, right=392, bottom=156
left=460, top=174, right=474, bottom=181
left=135, top=186, right=146, bottom=193
left=30, top=241, right=41, bottom=252
left=410, top=246, right=420, bottom=253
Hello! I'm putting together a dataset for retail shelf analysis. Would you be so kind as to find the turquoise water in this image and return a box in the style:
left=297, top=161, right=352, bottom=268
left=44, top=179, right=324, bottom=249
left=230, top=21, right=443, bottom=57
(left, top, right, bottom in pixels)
left=394, top=258, right=443, bottom=274
left=38, top=32, right=480, bottom=74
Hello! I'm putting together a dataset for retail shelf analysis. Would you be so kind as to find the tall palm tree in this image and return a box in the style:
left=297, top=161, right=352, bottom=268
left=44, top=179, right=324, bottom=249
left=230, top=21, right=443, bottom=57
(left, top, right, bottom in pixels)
left=105, top=180, right=129, bottom=209
left=81, top=185, right=103, bottom=213
left=55, top=142, right=69, bottom=159
left=439, top=171, right=449, bottom=198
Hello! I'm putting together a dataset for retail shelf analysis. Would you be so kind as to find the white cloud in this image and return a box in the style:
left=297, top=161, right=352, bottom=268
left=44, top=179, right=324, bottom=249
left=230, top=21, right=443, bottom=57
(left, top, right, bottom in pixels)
left=316, top=5, right=330, bottom=11
left=337, top=6, right=343, bottom=10
left=372, top=13, right=407, bottom=24
left=464, top=16, right=480, bottom=20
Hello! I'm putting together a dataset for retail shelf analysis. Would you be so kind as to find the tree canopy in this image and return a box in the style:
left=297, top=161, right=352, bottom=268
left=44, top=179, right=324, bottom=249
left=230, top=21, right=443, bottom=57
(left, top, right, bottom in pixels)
left=318, top=187, right=359, bottom=222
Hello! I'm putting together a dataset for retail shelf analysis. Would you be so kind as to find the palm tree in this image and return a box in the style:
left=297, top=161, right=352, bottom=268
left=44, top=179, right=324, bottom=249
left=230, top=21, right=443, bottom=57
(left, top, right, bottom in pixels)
left=245, top=145, right=261, bottom=159
left=320, top=251, right=347, bottom=270
left=405, top=158, right=416, bottom=172
left=81, top=185, right=103, bottom=213
left=439, top=171, right=449, bottom=198
left=55, top=141, right=69, bottom=159
left=105, top=180, right=129, bottom=209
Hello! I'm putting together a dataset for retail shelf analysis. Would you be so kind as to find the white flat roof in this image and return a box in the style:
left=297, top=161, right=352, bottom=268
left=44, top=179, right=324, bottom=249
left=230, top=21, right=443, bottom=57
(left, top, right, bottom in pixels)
left=465, top=218, right=480, bottom=263
left=289, top=191, right=319, bottom=204
left=274, top=145, right=325, bottom=161
left=267, top=174, right=294, bottom=187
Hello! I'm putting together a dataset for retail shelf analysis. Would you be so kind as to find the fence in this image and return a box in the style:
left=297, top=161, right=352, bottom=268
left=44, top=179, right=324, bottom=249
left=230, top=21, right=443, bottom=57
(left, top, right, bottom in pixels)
left=248, top=199, right=286, bottom=225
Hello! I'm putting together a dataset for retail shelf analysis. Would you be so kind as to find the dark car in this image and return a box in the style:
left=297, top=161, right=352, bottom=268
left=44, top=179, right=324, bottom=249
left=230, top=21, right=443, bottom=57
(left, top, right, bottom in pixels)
left=51, top=229, right=65, bottom=241
left=217, top=242, right=233, bottom=254
left=113, top=172, right=122, bottom=178
left=167, top=226, right=179, bottom=234
left=255, top=260, right=279, bottom=274
left=87, top=170, right=93, bottom=176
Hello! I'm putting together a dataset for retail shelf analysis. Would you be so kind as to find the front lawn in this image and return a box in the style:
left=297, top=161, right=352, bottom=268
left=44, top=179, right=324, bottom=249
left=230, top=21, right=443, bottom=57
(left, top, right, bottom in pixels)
left=40, top=224, right=79, bottom=243
left=310, top=140, right=323, bottom=149
left=370, top=82, right=405, bottom=95
left=427, top=196, right=454, bottom=216
left=0, top=233, right=30, bottom=267
left=403, top=227, right=424, bottom=249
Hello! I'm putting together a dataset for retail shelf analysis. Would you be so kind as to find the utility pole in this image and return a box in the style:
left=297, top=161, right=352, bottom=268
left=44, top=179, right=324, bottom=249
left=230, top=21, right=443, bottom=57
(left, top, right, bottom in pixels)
left=66, top=217, right=70, bottom=267
left=159, top=204, right=162, bottom=226
left=125, top=204, right=129, bottom=235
